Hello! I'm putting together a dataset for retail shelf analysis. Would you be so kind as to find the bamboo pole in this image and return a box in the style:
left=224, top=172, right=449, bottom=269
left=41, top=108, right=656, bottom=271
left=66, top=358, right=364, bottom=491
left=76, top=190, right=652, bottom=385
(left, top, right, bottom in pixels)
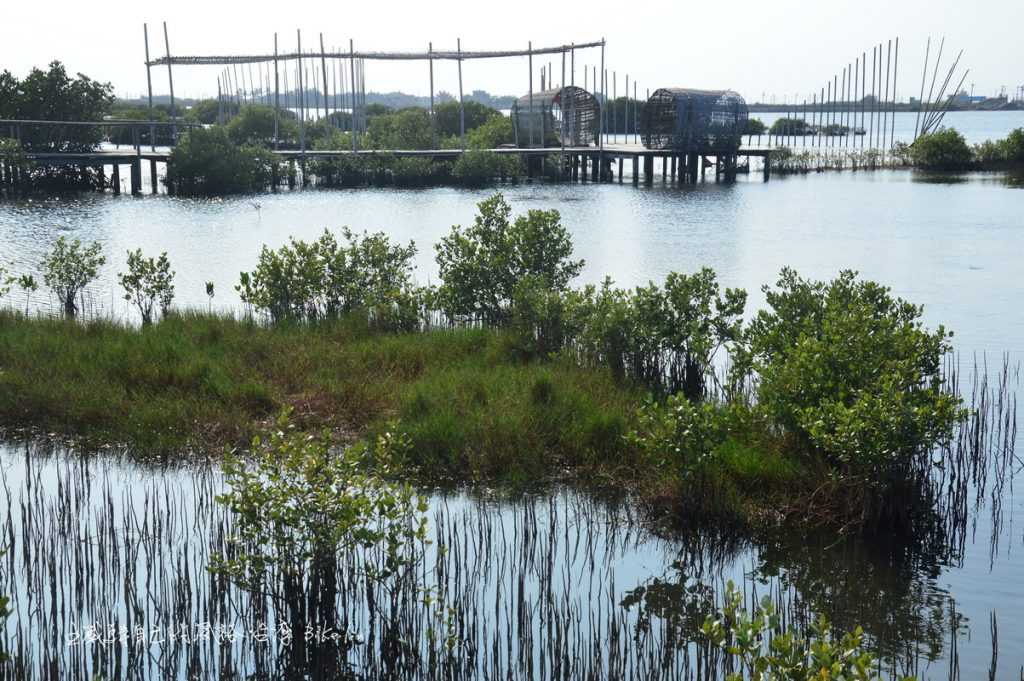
left=274, top=34, right=280, bottom=150
left=143, top=24, right=156, bottom=151
left=890, top=37, right=899, bottom=152
left=349, top=40, right=357, bottom=151
left=429, top=42, right=436, bottom=148
left=297, top=30, right=306, bottom=158
left=528, top=42, right=534, bottom=147
left=162, top=22, right=176, bottom=139
left=914, top=37, right=931, bottom=142
left=457, top=38, right=465, bottom=150
left=320, top=34, right=330, bottom=122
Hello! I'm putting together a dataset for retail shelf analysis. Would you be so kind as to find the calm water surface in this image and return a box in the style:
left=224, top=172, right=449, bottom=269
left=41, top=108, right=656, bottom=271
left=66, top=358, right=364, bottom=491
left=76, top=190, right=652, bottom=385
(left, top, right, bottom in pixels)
left=0, top=143, right=1022, bottom=678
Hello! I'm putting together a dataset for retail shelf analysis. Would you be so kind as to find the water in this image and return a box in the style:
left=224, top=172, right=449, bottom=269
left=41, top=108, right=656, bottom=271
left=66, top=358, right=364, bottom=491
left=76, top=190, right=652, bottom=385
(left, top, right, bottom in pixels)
left=1, top=170, right=1022, bottom=357
left=0, top=425, right=1017, bottom=680
left=1, top=116, right=1023, bottom=678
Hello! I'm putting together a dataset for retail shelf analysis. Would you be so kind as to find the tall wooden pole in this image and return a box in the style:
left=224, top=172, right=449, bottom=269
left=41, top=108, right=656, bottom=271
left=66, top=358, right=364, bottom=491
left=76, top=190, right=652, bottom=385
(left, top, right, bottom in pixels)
left=162, top=22, right=176, bottom=139
left=273, top=34, right=280, bottom=150
left=570, top=44, right=575, bottom=86
left=861, top=52, right=867, bottom=149
left=429, top=42, right=436, bottom=148
left=883, top=39, right=892, bottom=155
left=457, top=38, right=465, bottom=150
left=528, top=42, right=534, bottom=147
left=349, top=40, right=357, bottom=151
left=914, top=37, right=931, bottom=142
left=890, top=37, right=899, bottom=152
left=318, top=34, right=329, bottom=123
left=217, top=77, right=223, bottom=125
left=599, top=39, right=605, bottom=160
left=560, top=49, right=566, bottom=170
left=297, top=30, right=306, bottom=156
left=143, top=24, right=156, bottom=151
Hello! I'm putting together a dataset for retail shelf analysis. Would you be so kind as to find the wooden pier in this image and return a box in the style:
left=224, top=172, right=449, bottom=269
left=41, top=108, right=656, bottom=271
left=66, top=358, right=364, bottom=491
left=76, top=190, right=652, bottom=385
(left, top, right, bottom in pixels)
left=9, top=144, right=776, bottom=194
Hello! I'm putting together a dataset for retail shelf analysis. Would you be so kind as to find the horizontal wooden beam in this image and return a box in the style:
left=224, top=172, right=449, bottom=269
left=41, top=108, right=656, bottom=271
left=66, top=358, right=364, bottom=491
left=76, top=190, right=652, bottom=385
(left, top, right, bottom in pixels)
left=0, top=119, right=197, bottom=128
left=146, top=40, right=604, bottom=67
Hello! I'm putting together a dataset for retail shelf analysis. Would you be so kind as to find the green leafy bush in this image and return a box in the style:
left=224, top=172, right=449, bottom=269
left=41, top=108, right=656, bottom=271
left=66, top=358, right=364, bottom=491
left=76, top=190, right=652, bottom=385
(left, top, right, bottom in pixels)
left=466, top=115, right=515, bottom=149
left=237, top=228, right=419, bottom=328
left=745, top=268, right=962, bottom=478
left=117, top=249, right=175, bottom=325
left=212, top=411, right=427, bottom=639
left=702, top=581, right=893, bottom=681
left=626, top=394, right=733, bottom=479
left=452, top=149, right=520, bottom=186
left=366, top=107, right=434, bottom=150
left=166, top=126, right=282, bottom=195
left=40, top=236, right=106, bottom=317
left=908, top=128, right=974, bottom=170
left=435, top=193, right=583, bottom=325
left=563, top=270, right=745, bottom=399
left=744, top=118, right=767, bottom=135
left=769, top=118, right=813, bottom=136
left=226, top=103, right=298, bottom=147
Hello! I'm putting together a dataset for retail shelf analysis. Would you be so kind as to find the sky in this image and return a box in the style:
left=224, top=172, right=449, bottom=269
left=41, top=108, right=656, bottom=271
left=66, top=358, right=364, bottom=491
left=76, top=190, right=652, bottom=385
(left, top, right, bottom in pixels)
left=3, top=0, right=1023, bottom=104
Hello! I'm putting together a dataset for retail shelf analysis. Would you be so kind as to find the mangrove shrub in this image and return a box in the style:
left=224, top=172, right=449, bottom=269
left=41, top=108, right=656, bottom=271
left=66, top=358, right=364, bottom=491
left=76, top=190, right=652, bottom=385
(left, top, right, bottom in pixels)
left=452, top=150, right=521, bottom=186
left=40, top=237, right=106, bottom=317
left=117, top=249, right=175, bottom=325
left=702, top=581, right=883, bottom=681
left=435, top=193, right=583, bottom=324
left=908, top=129, right=974, bottom=170
left=237, top=228, right=420, bottom=329
left=745, top=268, right=962, bottom=478
left=212, top=412, right=427, bottom=648
left=165, top=127, right=281, bottom=195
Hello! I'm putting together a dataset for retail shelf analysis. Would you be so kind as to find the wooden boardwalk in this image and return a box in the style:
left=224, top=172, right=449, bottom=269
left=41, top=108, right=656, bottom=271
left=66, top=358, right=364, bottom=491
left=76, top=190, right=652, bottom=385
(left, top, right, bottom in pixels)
left=16, top=144, right=777, bottom=194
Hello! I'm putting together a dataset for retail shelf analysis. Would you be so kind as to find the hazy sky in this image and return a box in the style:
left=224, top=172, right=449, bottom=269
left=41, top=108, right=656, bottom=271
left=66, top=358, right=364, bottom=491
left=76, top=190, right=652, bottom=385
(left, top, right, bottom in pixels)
left=3, top=0, right=1022, bottom=103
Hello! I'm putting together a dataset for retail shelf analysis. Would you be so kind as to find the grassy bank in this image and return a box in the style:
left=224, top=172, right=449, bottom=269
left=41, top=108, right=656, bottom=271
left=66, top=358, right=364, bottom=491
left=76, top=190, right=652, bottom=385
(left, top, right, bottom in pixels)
left=0, top=309, right=807, bottom=522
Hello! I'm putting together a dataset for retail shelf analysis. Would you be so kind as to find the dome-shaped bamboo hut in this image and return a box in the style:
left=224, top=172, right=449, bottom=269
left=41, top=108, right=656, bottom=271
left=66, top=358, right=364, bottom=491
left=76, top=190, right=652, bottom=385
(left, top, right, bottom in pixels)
left=511, top=86, right=600, bottom=148
left=641, top=88, right=748, bottom=152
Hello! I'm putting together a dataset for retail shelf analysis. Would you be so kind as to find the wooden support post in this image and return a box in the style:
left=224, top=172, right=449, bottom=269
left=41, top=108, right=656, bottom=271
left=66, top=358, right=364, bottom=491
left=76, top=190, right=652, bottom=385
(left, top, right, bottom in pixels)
left=297, top=31, right=306, bottom=159
left=691, top=154, right=700, bottom=183
left=527, top=42, right=534, bottom=147
left=670, top=156, right=677, bottom=181
left=111, top=163, right=121, bottom=195
left=763, top=153, right=771, bottom=181
left=429, top=43, right=436, bottom=148
left=273, top=34, right=280, bottom=149
left=130, top=158, right=141, bottom=195
left=632, top=155, right=639, bottom=185
left=644, top=154, right=653, bottom=185
left=617, top=158, right=623, bottom=183
left=349, top=40, right=358, bottom=151
left=150, top=159, right=158, bottom=194
left=598, top=39, right=605, bottom=178
left=143, top=24, right=156, bottom=151
left=319, top=34, right=330, bottom=123
left=288, top=160, right=296, bottom=189
left=591, top=154, right=599, bottom=182
left=162, top=22, right=176, bottom=141
left=96, top=164, right=105, bottom=191
left=457, top=38, right=465, bottom=150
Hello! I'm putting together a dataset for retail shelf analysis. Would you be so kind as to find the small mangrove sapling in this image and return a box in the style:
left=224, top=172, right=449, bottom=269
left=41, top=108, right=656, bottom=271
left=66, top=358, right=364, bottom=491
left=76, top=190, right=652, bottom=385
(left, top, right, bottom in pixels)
left=17, top=274, right=37, bottom=315
left=117, top=249, right=175, bottom=325
left=40, top=237, right=106, bottom=317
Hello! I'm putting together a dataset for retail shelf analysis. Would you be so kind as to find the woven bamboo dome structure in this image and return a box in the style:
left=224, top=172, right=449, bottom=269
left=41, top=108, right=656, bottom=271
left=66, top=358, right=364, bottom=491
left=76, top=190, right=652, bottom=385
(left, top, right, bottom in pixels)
left=511, top=86, right=600, bottom=148
left=641, top=88, right=748, bottom=152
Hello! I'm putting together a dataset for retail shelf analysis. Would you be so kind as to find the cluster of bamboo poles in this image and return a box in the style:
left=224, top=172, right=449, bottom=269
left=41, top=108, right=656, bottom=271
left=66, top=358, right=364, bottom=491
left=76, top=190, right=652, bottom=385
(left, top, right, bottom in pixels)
left=537, top=58, right=644, bottom=146
left=143, top=22, right=604, bottom=160
left=213, top=33, right=367, bottom=152
left=751, top=37, right=903, bottom=166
